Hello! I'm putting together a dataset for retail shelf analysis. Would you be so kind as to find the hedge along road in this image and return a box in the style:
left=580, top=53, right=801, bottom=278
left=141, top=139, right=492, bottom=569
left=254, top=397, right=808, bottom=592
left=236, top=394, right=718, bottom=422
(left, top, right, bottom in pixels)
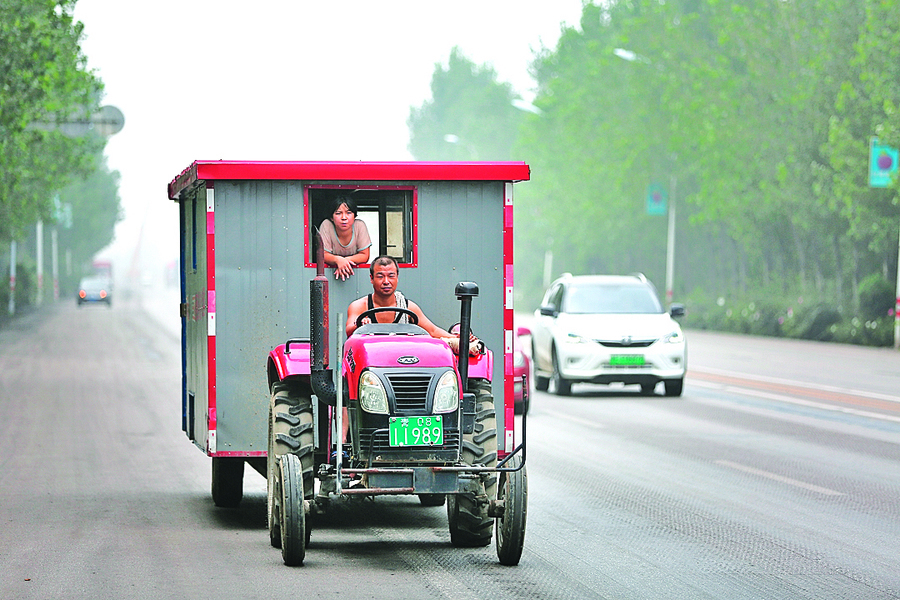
left=3, top=295, right=900, bottom=599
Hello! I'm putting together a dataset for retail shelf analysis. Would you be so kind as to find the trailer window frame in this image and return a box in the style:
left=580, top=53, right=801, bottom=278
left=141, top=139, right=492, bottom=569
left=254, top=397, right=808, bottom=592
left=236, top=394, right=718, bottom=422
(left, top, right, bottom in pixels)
left=304, top=185, right=418, bottom=268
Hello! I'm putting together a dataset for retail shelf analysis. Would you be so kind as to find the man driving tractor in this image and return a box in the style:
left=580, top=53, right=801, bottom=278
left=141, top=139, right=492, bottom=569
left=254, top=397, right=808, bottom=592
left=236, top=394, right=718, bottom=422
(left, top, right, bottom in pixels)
left=346, top=255, right=479, bottom=355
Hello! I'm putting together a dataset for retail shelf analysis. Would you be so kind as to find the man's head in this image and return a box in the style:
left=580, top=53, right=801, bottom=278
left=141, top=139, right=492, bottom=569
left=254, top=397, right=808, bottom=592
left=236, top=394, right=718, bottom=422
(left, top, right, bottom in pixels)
left=369, top=255, right=399, bottom=298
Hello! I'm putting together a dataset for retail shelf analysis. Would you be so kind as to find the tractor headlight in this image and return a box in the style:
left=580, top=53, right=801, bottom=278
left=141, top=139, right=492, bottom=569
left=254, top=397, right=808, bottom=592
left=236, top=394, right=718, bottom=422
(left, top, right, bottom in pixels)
left=359, top=371, right=388, bottom=414
left=433, top=370, right=459, bottom=413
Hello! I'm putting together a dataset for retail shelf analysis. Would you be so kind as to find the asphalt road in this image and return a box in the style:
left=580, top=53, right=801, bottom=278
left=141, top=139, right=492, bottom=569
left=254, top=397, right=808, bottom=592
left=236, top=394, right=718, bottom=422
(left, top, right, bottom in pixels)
left=2, top=296, right=899, bottom=599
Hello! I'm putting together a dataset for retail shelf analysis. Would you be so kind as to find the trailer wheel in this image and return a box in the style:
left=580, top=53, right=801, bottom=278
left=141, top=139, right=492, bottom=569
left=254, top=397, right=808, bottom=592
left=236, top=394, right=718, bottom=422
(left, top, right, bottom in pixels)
left=211, top=457, right=243, bottom=508
left=268, top=381, right=315, bottom=549
left=495, top=455, right=527, bottom=566
left=279, top=453, right=306, bottom=566
left=448, top=378, right=497, bottom=547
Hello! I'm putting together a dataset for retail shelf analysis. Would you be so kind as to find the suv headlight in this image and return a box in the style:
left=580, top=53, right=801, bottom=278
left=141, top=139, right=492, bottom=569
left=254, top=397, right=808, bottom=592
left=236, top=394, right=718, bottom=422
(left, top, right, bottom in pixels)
left=433, top=370, right=459, bottom=413
left=564, top=332, right=588, bottom=344
left=359, top=371, right=388, bottom=414
left=663, top=330, right=684, bottom=344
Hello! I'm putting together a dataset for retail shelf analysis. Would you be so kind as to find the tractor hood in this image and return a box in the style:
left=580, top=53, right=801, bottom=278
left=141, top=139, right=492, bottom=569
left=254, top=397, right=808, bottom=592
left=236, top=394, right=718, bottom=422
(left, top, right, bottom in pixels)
left=343, top=333, right=456, bottom=375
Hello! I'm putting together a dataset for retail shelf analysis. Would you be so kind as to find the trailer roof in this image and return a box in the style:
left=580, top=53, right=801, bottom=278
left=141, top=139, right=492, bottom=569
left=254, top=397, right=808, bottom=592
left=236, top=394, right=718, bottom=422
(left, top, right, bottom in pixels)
left=168, top=160, right=531, bottom=200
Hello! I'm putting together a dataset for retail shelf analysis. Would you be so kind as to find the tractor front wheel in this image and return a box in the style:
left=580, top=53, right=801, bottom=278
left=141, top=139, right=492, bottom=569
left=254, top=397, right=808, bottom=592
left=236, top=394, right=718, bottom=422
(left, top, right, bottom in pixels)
left=495, top=455, right=527, bottom=566
left=279, top=453, right=306, bottom=566
left=268, top=380, right=315, bottom=549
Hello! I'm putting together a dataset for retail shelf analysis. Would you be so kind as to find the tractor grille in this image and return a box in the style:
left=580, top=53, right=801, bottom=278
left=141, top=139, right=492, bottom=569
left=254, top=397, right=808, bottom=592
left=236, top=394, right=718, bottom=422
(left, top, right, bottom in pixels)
left=385, top=373, right=433, bottom=411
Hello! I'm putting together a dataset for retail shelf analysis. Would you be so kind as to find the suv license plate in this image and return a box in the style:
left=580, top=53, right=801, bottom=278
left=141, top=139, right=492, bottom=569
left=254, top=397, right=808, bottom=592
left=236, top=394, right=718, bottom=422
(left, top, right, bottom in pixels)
left=611, top=354, right=645, bottom=366
left=389, top=416, right=443, bottom=447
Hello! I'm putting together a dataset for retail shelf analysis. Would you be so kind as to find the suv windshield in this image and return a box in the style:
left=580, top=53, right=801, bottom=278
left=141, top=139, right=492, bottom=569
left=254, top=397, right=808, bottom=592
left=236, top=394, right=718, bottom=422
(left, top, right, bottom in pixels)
left=563, top=283, right=663, bottom=314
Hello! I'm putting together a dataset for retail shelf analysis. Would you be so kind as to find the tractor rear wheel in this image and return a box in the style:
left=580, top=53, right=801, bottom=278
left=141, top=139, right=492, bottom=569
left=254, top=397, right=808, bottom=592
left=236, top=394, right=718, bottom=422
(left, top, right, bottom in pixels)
left=448, top=378, right=497, bottom=547
left=268, top=380, right=315, bottom=549
left=211, top=457, right=243, bottom=508
left=279, top=453, right=306, bottom=566
left=495, top=455, right=527, bottom=566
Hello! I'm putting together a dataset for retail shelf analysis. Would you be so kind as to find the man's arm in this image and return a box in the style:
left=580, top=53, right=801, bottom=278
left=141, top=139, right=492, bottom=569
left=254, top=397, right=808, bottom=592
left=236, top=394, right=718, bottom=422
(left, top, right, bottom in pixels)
left=345, top=297, right=368, bottom=337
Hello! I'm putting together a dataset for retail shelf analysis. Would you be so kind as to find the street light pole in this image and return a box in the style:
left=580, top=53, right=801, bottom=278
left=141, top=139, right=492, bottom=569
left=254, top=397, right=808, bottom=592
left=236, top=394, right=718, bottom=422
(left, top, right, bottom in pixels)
left=666, top=175, right=676, bottom=305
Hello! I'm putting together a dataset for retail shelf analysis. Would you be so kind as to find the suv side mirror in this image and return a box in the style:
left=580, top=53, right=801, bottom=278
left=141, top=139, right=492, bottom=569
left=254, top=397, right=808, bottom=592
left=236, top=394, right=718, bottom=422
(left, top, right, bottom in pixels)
left=669, top=303, right=685, bottom=318
left=539, top=304, right=557, bottom=317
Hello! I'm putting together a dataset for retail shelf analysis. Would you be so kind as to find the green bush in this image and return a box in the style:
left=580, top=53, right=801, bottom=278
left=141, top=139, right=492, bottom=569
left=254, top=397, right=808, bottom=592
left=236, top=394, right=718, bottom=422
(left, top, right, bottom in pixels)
left=678, top=288, right=893, bottom=347
left=858, top=274, right=894, bottom=321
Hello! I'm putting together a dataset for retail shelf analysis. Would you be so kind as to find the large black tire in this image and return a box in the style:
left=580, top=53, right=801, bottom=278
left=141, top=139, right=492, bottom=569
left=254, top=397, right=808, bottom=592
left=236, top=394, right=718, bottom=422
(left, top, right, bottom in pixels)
left=551, top=348, right=572, bottom=396
left=448, top=378, right=497, bottom=547
left=211, top=457, right=243, bottom=508
left=279, top=453, right=306, bottom=566
left=532, top=341, right=549, bottom=392
left=664, top=377, right=684, bottom=397
left=495, top=455, right=527, bottom=566
left=268, top=380, right=315, bottom=549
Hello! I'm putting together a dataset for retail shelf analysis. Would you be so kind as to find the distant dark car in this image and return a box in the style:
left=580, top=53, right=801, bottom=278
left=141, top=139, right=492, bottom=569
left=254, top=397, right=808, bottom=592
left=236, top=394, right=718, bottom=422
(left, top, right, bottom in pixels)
left=513, top=326, right=533, bottom=414
left=77, top=276, right=112, bottom=307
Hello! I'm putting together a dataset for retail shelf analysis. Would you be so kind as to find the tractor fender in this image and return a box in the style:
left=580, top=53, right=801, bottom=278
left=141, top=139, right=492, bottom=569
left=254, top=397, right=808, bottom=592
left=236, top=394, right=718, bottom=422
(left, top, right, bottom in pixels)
left=267, top=340, right=311, bottom=388
left=463, top=348, right=493, bottom=381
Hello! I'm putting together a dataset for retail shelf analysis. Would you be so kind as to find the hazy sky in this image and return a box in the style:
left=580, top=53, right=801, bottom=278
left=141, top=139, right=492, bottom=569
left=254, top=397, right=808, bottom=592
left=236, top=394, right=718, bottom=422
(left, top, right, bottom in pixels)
left=71, top=1, right=586, bottom=274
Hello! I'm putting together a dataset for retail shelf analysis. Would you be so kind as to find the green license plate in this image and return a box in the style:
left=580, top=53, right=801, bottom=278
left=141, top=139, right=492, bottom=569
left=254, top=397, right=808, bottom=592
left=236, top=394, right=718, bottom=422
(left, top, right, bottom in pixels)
left=389, top=415, right=443, bottom=447
left=610, top=354, right=645, bottom=366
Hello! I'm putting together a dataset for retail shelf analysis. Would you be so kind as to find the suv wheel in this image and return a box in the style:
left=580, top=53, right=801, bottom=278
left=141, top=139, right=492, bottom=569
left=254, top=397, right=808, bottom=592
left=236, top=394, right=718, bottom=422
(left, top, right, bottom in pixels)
left=551, top=348, right=572, bottom=396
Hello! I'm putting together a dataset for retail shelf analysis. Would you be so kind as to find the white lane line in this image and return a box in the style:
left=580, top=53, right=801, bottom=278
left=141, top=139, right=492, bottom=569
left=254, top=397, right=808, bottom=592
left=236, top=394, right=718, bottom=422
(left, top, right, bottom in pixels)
left=690, top=366, right=900, bottom=405
left=547, top=411, right=607, bottom=429
left=690, top=379, right=900, bottom=424
left=716, top=459, right=843, bottom=496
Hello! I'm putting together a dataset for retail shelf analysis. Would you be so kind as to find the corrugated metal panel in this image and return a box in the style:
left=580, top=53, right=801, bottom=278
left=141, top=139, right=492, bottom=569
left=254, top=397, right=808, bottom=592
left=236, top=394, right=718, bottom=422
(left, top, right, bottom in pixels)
left=182, top=177, right=510, bottom=454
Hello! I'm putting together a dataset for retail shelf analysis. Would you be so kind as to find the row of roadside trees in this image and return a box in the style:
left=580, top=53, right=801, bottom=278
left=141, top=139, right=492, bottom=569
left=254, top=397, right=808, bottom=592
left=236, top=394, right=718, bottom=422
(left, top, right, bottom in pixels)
left=408, top=0, right=900, bottom=346
left=1, top=0, right=121, bottom=318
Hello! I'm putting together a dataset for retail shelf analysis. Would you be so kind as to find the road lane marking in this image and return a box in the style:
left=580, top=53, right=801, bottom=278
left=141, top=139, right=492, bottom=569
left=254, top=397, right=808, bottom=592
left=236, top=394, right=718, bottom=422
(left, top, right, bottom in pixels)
left=715, top=459, right=844, bottom=496
left=690, top=366, right=900, bottom=405
left=689, top=379, right=900, bottom=424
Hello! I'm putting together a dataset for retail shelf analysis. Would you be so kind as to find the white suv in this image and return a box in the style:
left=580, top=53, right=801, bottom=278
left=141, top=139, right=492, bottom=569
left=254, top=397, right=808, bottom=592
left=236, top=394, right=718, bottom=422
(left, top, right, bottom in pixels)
left=530, top=274, right=686, bottom=396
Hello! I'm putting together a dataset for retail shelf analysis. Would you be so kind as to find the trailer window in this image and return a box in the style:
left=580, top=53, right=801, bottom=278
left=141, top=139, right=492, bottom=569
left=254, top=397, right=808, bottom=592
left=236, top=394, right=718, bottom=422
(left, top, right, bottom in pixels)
left=306, top=186, right=416, bottom=267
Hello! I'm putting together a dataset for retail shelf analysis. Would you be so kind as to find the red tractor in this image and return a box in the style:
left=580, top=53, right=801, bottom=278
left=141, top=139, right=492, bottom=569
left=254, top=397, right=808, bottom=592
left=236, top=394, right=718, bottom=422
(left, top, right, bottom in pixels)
left=265, top=252, right=528, bottom=566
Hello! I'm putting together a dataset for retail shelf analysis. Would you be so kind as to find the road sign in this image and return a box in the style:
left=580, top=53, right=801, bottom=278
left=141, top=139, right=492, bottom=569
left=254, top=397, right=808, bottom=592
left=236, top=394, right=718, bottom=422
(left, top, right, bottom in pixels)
left=647, top=183, right=667, bottom=215
left=869, top=137, right=898, bottom=188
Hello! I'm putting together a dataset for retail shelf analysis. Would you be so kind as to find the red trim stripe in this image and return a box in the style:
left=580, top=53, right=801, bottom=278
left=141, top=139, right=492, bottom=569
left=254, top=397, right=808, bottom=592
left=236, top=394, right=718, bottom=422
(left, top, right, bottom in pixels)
left=169, top=160, right=530, bottom=200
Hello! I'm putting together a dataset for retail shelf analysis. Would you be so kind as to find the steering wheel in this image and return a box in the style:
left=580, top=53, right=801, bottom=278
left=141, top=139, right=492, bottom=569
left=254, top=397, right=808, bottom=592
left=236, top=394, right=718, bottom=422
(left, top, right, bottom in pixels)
left=355, top=306, right=419, bottom=327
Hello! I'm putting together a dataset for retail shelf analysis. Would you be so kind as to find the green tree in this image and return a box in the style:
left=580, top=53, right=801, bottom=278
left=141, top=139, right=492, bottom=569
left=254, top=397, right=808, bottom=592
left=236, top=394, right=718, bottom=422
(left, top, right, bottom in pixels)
left=514, top=0, right=879, bottom=309
left=0, top=0, right=103, bottom=242
left=55, top=152, right=122, bottom=289
left=408, top=47, right=524, bottom=161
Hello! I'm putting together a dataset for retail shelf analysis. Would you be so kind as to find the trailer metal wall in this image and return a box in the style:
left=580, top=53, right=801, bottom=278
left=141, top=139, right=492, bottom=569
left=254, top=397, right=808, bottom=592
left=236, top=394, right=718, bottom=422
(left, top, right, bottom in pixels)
left=178, top=173, right=511, bottom=456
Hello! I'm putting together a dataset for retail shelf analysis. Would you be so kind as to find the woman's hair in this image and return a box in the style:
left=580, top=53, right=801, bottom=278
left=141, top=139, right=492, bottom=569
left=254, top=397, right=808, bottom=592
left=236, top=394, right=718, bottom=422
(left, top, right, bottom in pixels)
left=330, top=194, right=358, bottom=216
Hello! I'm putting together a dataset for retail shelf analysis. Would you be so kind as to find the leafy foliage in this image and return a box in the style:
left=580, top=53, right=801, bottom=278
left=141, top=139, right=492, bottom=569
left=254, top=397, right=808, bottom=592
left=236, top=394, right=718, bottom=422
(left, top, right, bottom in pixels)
left=408, top=47, right=525, bottom=161
left=0, top=0, right=104, bottom=242
left=407, top=0, right=900, bottom=346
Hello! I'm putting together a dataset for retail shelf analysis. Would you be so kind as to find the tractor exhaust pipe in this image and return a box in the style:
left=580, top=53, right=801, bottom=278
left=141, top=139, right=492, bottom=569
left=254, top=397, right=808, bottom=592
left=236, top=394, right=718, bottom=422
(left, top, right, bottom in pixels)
left=454, top=282, right=478, bottom=392
left=310, top=234, right=336, bottom=404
